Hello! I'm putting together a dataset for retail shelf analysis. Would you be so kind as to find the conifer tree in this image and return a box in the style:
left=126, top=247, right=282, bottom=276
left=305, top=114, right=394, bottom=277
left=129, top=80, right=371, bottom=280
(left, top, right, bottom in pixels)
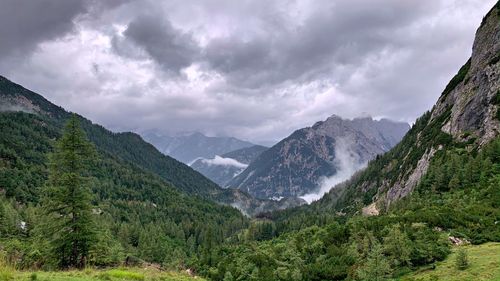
left=455, top=247, right=469, bottom=270
left=43, top=115, right=97, bottom=269
left=357, top=242, right=392, bottom=281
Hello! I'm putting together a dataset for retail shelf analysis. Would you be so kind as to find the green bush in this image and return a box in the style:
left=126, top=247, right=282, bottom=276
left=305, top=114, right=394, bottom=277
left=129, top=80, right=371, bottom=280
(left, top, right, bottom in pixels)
left=455, top=248, right=469, bottom=270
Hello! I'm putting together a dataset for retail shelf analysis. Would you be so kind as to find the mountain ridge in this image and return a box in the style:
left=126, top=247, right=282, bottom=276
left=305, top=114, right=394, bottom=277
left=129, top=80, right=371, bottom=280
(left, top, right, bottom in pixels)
left=142, top=130, right=255, bottom=164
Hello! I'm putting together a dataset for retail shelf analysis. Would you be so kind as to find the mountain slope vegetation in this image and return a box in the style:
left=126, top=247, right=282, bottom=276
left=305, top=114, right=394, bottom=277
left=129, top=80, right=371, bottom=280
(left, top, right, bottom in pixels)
left=0, top=75, right=291, bottom=217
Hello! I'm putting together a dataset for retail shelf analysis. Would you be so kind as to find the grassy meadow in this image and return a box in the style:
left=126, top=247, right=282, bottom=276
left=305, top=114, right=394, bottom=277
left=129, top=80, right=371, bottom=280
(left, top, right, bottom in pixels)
left=0, top=267, right=204, bottom=281
left=400, top=243, right=500, bottom=281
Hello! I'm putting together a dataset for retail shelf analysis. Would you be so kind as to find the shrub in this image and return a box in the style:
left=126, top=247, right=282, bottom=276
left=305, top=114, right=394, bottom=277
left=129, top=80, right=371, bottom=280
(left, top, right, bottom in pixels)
left=455, top=248, right=469, bottom=270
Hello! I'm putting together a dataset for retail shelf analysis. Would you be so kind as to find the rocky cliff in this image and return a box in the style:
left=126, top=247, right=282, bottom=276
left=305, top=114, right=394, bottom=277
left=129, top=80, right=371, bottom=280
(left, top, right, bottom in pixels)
left=314, top=3, right=500, bottom=214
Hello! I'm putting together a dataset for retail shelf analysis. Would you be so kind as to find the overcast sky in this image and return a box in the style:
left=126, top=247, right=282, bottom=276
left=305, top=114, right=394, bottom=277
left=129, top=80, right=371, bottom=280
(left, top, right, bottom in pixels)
left=0, top=0, right=495, bottom=143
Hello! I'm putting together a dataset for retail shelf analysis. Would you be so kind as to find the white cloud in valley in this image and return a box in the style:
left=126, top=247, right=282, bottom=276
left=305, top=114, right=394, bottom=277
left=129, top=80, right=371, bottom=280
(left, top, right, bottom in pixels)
left=201, top=156, right=248, bottom=169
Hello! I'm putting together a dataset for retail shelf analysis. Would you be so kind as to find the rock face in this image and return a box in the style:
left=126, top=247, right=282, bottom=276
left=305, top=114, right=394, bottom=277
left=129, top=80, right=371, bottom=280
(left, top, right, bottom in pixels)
left=433, top=7, right=500, bottom=146
left=315, top=4, right=500, bottom=213
left=142, top=131, right=255, bottom=164
left=382, top=5, right=500, bottom=206
left=228, top=115, right=409, bottom=199
left=191, top=145, right=268, bottom=187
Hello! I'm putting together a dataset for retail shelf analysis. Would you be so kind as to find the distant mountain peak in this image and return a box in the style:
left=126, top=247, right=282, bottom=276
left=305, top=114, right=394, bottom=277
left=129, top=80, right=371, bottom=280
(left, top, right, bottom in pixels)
left=142, top=131, right=255, bottom=164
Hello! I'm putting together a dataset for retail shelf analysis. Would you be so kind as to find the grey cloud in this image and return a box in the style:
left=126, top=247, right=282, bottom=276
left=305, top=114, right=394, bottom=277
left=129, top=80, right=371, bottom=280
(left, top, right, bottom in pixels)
left=119, top=15, right=200, bottom=73
left=0, top=0, right=88, bottom=58
left=0, top=0, right=496, bottom=143
left=201, top=0, right=441, bottom=89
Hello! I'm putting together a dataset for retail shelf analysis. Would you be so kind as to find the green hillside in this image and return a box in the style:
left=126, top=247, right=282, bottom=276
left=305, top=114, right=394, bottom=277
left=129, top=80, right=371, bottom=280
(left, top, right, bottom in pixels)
left=0, top=107, right=248, bottom=269
left=0, top=75, right=225, bottom=199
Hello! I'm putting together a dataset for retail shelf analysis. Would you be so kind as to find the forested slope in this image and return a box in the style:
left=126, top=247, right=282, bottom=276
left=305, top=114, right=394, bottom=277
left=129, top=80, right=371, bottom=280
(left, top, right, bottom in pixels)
left=0, top=89, right=248, bottom=268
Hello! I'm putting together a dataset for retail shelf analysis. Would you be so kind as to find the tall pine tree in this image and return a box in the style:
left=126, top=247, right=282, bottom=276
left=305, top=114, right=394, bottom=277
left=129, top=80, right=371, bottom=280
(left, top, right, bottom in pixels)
left=43, top=115, right=97, bottom=269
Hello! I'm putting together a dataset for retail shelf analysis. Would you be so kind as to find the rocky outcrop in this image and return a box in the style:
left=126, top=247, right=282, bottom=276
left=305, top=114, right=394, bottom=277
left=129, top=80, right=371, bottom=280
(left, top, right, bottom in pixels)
left=384, top=4, right=500, bottom=204
left=309, top=4, right=500, bottom=215
left=432, top=6, right=500, bottom=146
left=384, top=147, right=437, bottom=207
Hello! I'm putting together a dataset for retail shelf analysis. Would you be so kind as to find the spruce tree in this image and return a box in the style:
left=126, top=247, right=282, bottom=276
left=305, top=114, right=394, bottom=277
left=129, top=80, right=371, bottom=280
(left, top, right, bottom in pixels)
left=455, top=247, right=469, bottom=270
left=43, top=115, right=97, bottom=269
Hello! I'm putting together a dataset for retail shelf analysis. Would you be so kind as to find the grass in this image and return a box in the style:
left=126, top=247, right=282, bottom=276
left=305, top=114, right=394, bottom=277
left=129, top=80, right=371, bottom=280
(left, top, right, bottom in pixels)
left=399, top=243, right=500, bottom=281
left=0, top=267, right=204, bottom=281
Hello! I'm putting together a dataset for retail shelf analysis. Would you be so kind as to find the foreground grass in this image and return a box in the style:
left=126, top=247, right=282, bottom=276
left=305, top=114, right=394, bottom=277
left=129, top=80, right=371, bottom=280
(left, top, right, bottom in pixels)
left=400, top=243, right=500, bottom=281
left=0, top=267, right=205, bottom=281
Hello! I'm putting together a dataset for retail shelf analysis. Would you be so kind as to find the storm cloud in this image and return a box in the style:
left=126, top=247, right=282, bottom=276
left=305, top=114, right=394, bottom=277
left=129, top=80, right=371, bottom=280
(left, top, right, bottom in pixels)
left=0, top=0, right=87, bottom=58
left=0, top=0, right=495, bottom=143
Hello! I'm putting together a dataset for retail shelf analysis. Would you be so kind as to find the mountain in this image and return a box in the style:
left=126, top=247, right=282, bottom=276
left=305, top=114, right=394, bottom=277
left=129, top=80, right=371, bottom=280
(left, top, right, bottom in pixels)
left=142, top=131, right=254, bottom=164
left=318, top=3, right=500, bottom=214
left=228, top=115, right=409, bottom=199
left=191, top=145, right=268, bottom=187
left=271, top=1, right=500, bottom=226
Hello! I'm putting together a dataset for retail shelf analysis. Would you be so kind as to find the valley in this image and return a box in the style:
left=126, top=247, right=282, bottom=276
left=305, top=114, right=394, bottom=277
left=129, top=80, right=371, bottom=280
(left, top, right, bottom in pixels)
left=1, top=1, right=500, bottom=281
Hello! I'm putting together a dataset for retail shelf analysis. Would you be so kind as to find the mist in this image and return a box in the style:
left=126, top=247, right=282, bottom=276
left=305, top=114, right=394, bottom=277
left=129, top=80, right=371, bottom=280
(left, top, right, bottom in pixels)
left=300, top=138, right=367, bottom=204
left=201, top=155, right=248, bottom=169
left=0, top=104, right=36, bottom=114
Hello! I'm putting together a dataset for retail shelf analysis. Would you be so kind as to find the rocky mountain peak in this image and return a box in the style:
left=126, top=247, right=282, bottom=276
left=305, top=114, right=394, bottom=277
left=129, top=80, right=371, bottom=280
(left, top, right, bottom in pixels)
left=432, top=3, right=500, bottom=146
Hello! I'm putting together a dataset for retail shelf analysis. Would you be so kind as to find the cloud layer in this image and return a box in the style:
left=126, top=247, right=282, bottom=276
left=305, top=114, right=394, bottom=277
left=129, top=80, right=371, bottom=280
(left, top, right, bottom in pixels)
left=0, top=0, right=495, bottom=142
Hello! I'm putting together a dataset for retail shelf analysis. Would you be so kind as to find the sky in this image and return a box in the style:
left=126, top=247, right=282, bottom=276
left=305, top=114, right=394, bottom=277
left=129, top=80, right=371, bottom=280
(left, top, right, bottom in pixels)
left=0, top=0, right=496, bottom=143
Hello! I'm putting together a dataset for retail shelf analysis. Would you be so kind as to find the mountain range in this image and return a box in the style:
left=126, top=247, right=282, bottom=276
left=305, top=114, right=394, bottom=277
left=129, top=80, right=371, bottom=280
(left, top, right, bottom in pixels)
left=0, top=75, right=301, bottom=216
left=142, top=131, right=255, bottom=164
left=270, top=2, right=500, bottom=225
